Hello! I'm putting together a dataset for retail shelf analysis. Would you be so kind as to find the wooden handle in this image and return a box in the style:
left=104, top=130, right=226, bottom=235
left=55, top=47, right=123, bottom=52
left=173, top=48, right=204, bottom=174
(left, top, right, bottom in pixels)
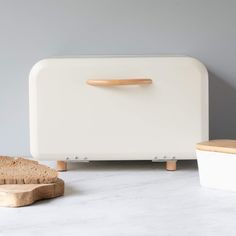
left=87, top=78, right=152, bottom=86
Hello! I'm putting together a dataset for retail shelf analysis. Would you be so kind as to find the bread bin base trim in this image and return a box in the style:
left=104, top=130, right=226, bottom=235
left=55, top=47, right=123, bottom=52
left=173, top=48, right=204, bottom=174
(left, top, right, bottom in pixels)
left=56, top=160, right=178, bottom=172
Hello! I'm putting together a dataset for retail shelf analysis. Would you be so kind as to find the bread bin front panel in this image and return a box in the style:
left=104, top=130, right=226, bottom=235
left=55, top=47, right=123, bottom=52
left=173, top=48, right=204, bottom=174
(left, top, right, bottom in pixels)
left=29, top=57, right=208, bottom=160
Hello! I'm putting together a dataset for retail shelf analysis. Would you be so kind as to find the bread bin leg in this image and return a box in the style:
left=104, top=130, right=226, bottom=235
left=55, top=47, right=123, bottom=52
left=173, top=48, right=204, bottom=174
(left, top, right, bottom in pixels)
left=57, top=161, right=67, bottom=171
left=166, top=160, right=177, bottom=171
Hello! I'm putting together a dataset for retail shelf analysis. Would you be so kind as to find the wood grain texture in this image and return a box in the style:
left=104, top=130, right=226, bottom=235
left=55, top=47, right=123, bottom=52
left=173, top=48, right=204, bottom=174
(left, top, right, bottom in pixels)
left=87, top=78, right=152, bottom=86
left=0, top=178, right=64, bottom=207
left=196, top=139, right=236, bottom=154
left=57, top=161, right=67, bottom=171
left=166, top=161, right=177, bottom=171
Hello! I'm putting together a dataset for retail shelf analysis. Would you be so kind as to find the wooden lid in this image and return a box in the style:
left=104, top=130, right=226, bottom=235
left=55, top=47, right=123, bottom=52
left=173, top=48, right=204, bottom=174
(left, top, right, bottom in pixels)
left=196, top=140, right=236, bottom=154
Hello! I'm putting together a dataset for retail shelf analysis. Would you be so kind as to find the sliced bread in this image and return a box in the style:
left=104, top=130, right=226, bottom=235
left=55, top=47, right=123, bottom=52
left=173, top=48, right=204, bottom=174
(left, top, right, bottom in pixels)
left=0, top=156, right=58, bottom=184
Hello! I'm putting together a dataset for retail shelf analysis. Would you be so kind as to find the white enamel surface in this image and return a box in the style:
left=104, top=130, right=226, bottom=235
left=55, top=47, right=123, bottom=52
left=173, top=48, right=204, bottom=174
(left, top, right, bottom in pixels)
left=29, top=57, right=208, bottom=160
left=197, top=150, right=236, bottom=191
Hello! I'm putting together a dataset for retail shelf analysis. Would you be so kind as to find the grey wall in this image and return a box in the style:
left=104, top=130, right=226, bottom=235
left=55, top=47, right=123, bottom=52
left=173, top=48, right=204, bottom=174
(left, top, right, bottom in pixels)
left=0, top=0, right=236, bottom=156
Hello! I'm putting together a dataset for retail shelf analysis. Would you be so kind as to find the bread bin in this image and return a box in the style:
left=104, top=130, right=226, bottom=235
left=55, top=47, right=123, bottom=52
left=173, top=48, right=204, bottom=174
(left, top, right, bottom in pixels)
left=29, top=56, right=209, bottom=171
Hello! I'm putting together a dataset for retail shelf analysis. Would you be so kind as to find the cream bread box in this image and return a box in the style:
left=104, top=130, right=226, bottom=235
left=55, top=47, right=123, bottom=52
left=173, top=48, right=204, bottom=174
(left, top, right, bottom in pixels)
left=29, top=57, right=209, bottom=171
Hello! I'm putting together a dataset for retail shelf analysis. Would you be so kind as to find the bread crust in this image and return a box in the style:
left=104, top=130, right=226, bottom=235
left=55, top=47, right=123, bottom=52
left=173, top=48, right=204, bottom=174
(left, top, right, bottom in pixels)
left=0, top=156, right=58, bottom=184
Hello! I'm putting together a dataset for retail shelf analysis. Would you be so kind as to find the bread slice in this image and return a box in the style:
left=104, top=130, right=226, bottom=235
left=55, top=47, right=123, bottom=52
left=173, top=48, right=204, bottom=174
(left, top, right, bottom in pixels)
left=0, top=156, right=58, bottom=184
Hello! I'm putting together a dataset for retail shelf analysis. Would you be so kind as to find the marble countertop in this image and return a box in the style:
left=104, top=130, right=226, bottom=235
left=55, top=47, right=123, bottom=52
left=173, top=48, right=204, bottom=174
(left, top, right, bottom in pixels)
left=1, top=160, right=236, bottom=236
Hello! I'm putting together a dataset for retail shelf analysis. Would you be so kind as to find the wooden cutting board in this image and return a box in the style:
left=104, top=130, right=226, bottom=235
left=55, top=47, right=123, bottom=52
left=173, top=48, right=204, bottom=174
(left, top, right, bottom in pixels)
left=0, top=178, right=64, bottom=207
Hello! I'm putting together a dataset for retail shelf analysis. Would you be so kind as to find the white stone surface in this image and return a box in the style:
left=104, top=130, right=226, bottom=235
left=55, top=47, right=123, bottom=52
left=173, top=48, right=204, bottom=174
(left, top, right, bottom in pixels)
left=1, top=160, right=236, bottom=236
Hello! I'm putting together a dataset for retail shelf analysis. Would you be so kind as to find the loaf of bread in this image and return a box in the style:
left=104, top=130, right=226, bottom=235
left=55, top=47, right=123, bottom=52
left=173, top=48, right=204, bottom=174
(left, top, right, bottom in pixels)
left=0, top=156, right=58, bottom=184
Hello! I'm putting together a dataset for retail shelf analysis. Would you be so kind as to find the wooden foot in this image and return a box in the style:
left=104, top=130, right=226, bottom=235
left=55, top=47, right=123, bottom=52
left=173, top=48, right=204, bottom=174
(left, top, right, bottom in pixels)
left=57, top=161, right=67, bottom=171
left=166, top=160, right=177, bottom=171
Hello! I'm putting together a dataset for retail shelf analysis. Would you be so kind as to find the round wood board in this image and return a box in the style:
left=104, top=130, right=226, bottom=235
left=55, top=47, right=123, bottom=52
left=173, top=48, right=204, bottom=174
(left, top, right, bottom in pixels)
left=196, top=139, right=236, bottom=154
